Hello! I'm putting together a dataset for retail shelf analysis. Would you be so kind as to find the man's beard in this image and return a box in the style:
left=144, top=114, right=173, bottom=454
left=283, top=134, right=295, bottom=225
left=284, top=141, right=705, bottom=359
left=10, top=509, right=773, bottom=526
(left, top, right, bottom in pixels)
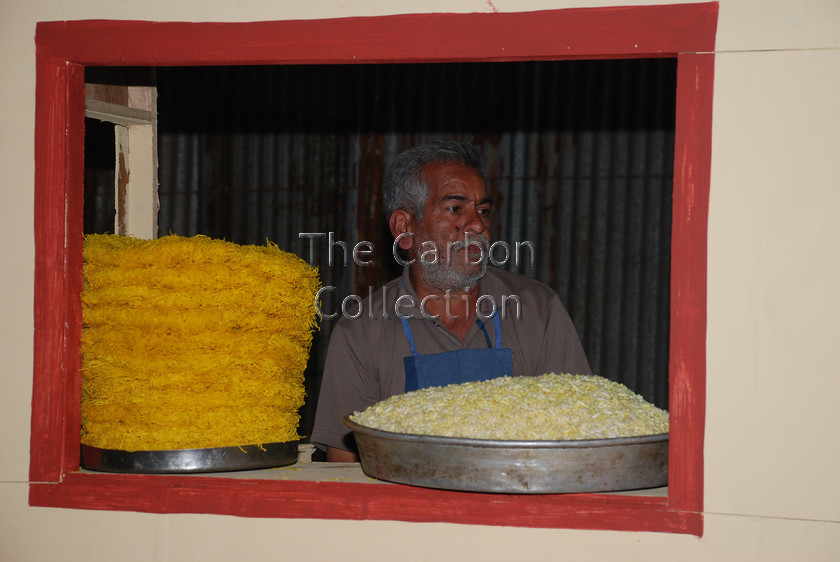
left=415, top=231, right=490, bottom=292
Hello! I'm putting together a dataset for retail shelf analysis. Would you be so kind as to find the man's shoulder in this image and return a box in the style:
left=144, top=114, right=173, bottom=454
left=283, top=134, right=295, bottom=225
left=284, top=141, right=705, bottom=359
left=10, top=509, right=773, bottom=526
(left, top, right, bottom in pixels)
left=484, top=267, right=565, bottom=323
left=328, top=275, right=403, bottom=332
left=364, top=275, right=402, bottom=300
left=485, top=266, right=555, bottom=296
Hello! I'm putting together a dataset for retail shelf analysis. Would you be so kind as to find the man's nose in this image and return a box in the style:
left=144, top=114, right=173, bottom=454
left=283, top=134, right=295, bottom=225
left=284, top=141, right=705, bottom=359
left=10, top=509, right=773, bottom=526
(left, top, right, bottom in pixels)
left=462, top=207, right=487, bottom=235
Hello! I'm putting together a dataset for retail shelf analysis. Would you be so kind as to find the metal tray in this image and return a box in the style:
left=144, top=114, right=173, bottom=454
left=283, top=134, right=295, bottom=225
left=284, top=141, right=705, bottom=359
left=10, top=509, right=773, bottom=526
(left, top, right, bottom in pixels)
left=345, top=417, right=667, bottom=494
left=80, top=441, right=297, bottom=474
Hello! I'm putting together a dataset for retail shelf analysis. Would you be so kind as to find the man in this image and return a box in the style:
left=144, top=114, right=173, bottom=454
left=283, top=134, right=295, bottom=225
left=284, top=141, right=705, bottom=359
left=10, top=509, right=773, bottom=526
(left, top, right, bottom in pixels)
left=310, top=140, right=590, bottom=461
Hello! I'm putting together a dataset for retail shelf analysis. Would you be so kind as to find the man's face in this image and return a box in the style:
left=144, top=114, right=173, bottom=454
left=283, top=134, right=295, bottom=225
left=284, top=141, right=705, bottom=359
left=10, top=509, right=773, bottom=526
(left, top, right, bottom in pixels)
left=410, top=162, right=492, bottom=291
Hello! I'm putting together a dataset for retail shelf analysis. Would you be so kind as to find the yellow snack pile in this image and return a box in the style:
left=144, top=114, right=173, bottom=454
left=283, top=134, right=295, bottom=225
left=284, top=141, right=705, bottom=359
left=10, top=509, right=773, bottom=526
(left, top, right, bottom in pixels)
left=80, top=234, right=320, bottom=451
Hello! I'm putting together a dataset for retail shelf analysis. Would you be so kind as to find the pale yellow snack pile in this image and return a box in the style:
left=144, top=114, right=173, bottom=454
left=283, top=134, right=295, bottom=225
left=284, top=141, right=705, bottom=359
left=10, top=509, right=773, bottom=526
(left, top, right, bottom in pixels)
left=351, top=373, right=669, bottom=441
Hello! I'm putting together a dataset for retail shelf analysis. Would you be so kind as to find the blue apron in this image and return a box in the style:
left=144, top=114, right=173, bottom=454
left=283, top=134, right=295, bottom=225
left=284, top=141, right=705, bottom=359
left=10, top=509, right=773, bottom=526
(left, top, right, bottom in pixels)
left=401, top=311, right=514, bottom=392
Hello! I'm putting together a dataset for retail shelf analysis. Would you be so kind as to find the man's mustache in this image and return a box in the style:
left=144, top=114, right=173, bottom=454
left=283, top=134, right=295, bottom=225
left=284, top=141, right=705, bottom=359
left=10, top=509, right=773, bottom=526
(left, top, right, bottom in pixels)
left=449, top=233, right=490, bottom=253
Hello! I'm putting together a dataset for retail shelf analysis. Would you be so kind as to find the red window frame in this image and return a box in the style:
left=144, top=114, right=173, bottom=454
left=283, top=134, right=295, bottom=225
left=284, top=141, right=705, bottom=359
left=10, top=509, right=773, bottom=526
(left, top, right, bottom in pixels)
left=30, top=3, right=716, bottom=535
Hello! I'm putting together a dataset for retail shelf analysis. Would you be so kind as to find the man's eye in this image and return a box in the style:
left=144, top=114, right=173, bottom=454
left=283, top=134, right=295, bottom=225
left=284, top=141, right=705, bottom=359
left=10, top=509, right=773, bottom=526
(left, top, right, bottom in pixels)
left=478, top=208, right=491, bottom=216
left=448, top=206, right=461, bottom=213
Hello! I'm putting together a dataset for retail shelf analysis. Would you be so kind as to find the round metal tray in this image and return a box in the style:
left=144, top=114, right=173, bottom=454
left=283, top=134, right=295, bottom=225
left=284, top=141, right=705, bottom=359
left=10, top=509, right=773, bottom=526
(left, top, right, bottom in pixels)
left=345, top=417, right=668, bottom=494
left=80, top=441, right=298, bottom=474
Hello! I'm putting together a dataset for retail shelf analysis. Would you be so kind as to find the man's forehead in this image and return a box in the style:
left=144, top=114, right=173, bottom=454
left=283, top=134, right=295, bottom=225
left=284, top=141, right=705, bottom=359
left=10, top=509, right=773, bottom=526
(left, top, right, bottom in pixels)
left=422, top=161, right=488, bottom=198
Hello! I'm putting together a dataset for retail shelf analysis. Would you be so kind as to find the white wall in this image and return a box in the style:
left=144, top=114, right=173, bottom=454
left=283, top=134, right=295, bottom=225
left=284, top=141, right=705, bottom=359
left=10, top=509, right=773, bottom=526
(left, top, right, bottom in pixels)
left=2, top=1, right=839, bottom=560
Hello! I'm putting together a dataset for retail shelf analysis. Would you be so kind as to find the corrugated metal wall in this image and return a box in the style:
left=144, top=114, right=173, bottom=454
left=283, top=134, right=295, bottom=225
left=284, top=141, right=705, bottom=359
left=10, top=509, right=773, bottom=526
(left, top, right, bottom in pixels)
left=86, top=59, right=676, bottom=439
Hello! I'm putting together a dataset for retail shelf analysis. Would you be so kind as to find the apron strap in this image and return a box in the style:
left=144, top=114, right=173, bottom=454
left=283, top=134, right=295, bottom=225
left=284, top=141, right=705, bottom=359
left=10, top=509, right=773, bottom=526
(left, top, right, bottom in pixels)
left=397, top=279, right=421, bottom=357
left=400, top=316, right=421, bottom=356
left=474, top=311, right=503, bottom=348
left=475, top=317, right=493, bottom=348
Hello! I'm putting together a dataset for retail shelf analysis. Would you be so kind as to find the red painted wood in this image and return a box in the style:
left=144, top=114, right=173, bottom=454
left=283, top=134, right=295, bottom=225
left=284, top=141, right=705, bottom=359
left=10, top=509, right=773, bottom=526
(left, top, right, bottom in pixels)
left=30, top=51, right=70, bottom=483
left=30, top=473, right=699, bottom=534
left=31, top=54, right=86, bottom=483
left=35, top=4, right=717, bottom=66
left=668, top=52, right=714, bottom=515
left=30, top=3, right=716, bottom=535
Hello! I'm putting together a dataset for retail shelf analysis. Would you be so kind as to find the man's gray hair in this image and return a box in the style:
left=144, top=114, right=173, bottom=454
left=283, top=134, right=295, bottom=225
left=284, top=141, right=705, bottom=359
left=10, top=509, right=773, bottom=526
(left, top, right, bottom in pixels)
left=383, top=139, right=485, bottom=219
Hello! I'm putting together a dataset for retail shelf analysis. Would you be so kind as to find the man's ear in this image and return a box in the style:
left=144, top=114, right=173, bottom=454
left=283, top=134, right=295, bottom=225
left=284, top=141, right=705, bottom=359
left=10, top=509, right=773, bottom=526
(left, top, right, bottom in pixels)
left=389, top=209, right=415, bottom=250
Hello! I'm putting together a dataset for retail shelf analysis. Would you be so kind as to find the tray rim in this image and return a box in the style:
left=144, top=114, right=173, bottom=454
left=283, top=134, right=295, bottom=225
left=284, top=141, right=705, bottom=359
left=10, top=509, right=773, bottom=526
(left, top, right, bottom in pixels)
left=80, top=440, right=298, bottom=474
left=344, top=416, right=669, bottom=449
